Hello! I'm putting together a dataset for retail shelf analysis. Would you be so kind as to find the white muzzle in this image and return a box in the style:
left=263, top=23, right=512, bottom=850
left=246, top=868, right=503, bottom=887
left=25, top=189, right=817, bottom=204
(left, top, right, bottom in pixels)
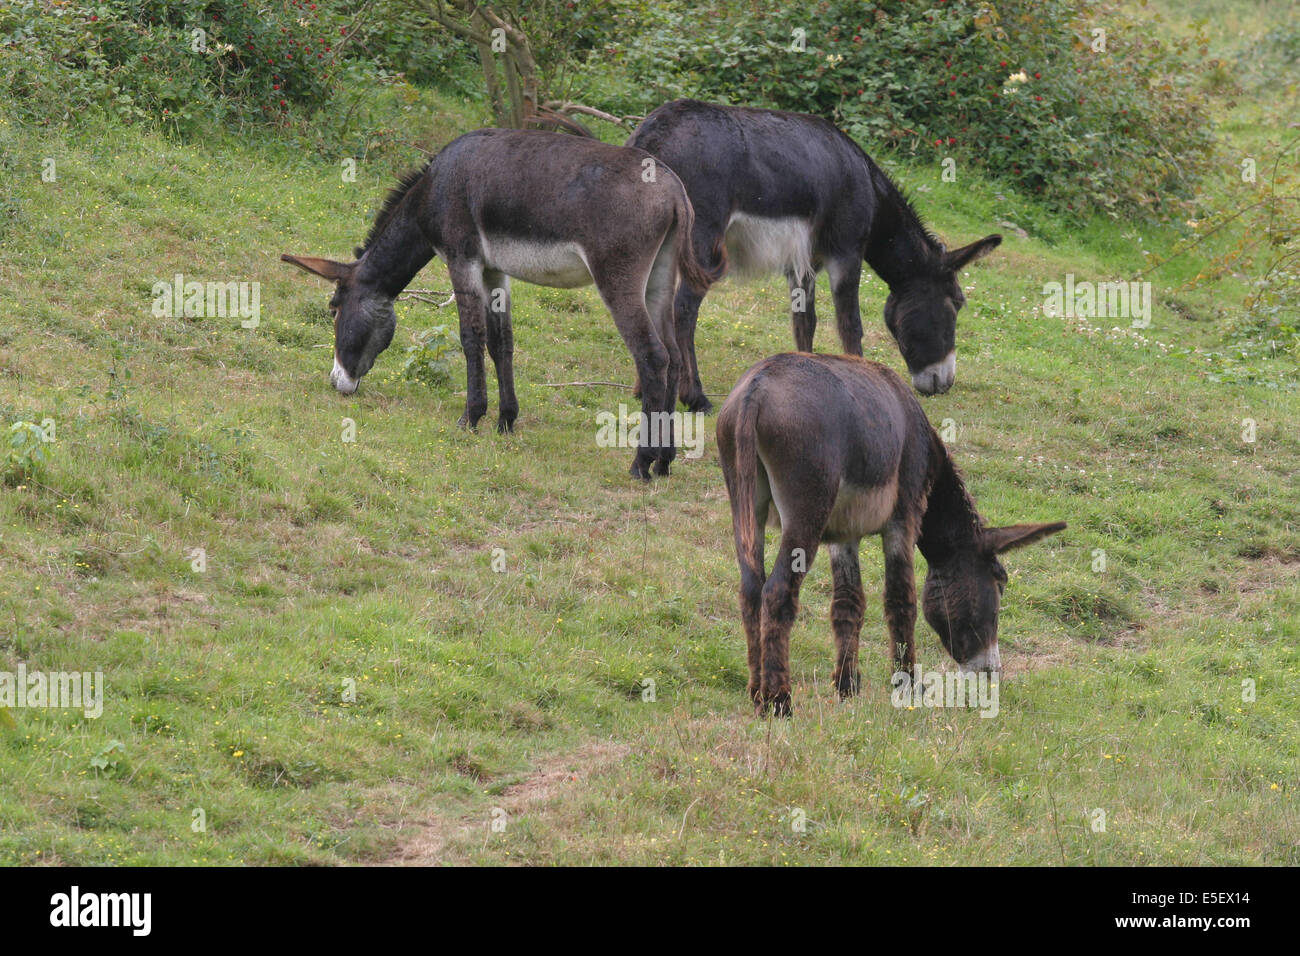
left=330, top=356, right=359, bottom=395
left=912, top=351, right=956, bottom=395
left=959, top=641, right=1001, bottom=675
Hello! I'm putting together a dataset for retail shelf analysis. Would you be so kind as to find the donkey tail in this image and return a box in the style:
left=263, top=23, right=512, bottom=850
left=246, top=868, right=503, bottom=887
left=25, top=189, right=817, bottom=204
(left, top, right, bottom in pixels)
left=671, top=182, right=726, bottom=295
left=727, top=390, right=764, bottom=582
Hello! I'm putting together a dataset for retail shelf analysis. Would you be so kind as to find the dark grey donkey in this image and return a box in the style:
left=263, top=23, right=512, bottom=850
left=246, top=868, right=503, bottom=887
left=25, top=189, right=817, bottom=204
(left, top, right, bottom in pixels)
left=716, top=353, right=1065, bottom=716
left=283, top=128, right=718, bottom=479
left=628, top=99, right=1002, bottom=410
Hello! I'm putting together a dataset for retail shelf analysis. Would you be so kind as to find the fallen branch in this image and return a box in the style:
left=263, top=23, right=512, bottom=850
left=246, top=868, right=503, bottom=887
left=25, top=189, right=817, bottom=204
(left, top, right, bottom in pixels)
left=399, top=288, right=456, bottom=307
left=541, top=100, right=641, bottom=128
left=539, top=380, right=636, bottom=390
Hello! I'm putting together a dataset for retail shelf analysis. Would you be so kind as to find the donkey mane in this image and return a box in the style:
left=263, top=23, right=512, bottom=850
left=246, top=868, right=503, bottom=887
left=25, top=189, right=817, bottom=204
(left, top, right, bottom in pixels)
left=867, top=161, right=944, bottom=254
left=802, top=112, right=941, bottom=255
left=355, top=163, right=431, bottom=258
left=926, top=438, right=986, bottom=543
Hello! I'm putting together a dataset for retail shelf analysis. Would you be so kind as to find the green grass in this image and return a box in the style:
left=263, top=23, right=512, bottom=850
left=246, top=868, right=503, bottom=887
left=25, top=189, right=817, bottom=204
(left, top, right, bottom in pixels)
left=0, top=54, right=1297, bottom=865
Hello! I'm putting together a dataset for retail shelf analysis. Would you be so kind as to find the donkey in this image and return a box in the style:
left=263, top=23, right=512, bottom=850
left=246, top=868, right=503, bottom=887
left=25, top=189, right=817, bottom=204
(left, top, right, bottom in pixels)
left=716, top=353, right=1065, bottom=717
left=282, top=128, right=718, bottom=479
left=627, top=99, right=1002, bottom=411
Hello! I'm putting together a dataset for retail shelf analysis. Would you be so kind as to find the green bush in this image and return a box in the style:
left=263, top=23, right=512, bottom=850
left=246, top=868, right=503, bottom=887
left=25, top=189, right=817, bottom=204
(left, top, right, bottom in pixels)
left=5, top=420, right=52, bottom=482
left=401, top=325, right=460, bottom=390
left=0, top=0, right=348, bottom=131
left=613, top=0, right=1217, bottom=217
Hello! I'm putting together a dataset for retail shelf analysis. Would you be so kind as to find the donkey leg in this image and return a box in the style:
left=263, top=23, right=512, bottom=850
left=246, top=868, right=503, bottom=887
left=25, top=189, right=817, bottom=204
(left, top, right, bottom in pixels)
left=600, top=289, right=669, bottom=480
left=787, top=267, right=818, bottom=353
left=881, top=520, right=919, bottom=686
left=448, top=265, right=490, bottom=430
left=482, top=269, right=518, bottom=433
left=758, top=531, right=819, bottom=718
left=829, top=540, right=866, bottom=698
left=827, top=257, right=864, bottom=356
left=647, top=245, right=682, bottom=476
left=675, top=217, right=725, bottom=413
left=673, top=283, right=710, bottom=413
left=721, top=456, right=770, bottom=705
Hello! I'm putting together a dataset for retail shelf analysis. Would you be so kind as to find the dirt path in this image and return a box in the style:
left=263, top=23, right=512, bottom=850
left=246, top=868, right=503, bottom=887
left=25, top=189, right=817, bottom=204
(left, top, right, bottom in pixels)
left=384, top=740, right=630, bottom=866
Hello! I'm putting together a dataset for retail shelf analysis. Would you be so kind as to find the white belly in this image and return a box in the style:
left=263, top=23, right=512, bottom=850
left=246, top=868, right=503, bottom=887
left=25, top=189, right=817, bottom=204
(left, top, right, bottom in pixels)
left=723, top=213, right=814, bottom=282
left=764, top=473, right=899, bottom=543
left=822, top=477, right=899, bottom=541
left=480, top=236, right=593, bottom=288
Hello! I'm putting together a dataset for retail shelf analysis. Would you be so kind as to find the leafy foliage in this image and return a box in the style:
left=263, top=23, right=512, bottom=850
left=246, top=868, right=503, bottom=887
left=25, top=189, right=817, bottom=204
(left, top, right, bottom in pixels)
left=5, top=420, right=52, bottom=482
left=400, top=325, right=460, bottom=389
left=610, top=0, right=1218, bottom=217
left=0, top=0, right=350, bottom=131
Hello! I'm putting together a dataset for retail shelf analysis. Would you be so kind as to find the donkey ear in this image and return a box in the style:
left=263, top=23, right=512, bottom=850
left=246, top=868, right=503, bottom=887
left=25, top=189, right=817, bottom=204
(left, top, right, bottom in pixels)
left=983, top=521, right=1067, bottom=554
left=280, top=254, right=354, bottom=282
left=944, top=234, right=1002, bottom=271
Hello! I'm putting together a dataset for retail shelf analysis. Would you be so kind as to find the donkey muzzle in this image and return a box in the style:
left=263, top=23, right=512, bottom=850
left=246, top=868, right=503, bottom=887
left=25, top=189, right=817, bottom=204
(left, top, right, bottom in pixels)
left=912, top=351, right=956, bottom=395
left=330, top=356, right=360, bottom=395
left=958, top=641, right=1001, bottom=675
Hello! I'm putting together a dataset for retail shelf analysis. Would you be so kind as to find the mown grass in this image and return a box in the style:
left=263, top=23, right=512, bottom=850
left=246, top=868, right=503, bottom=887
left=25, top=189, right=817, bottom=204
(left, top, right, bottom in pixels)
left=0, top=57, right=1297, bottom=865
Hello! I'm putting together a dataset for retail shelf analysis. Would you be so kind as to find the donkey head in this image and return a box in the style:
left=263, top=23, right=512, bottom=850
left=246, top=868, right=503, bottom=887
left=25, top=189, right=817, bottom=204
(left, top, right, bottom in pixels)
left=922, top=521, right=1066, bottom=673
left=883, top=234, right=1002, bottom=396
left=280, top=254, right=396, bottom=394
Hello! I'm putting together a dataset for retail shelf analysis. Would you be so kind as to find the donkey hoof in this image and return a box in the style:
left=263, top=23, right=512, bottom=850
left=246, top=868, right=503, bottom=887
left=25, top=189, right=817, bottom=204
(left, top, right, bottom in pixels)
left=629, top=456, right=654, bottom=481
left=684, top=394, right=714, bottom=415
left=835, top=672, right=861, bottom=698
left=754, top=691, right=792, bottom=718
left=651, top=457, right=672, bottom=478
left=496, top=415, right=516, bottom=434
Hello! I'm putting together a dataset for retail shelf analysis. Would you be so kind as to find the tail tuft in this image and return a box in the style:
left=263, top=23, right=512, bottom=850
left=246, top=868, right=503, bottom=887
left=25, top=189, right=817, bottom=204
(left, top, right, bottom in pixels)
left=672, top=185, right=726, bottom=294
left=730, top=393, right=762, bottom=579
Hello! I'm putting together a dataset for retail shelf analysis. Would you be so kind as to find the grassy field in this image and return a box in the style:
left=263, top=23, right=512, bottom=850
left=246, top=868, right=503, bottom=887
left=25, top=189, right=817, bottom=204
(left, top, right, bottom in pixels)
left=1, top=37, right=1298, bottom=864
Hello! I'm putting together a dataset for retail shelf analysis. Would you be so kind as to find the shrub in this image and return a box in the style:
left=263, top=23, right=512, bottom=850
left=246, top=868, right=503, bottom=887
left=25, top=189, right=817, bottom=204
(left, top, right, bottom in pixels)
left=613, top=0, right=1217, bottom=217
left=5, top=420, right=52, bottom=482
left=0, top=0, right=349, bottom=132
left=401, top=325, right=460, bottom=389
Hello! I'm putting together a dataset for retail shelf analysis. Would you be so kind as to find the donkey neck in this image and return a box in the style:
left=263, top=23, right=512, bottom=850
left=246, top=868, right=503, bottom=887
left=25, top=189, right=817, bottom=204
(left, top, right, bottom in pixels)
left=917, top=435, right=984, bottom=566
left=863, top=165, right=942, bottom=291
left=357, top=185, right=436, bottom=299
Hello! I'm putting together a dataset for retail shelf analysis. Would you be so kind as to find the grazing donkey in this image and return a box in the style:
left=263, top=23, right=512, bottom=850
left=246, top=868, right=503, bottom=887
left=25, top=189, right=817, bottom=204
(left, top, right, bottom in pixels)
left=716, top=353, right=1065, bottom=717
left=627, top=99, right=1002, bottom=410
left=283, top=128, right=718, bottom=479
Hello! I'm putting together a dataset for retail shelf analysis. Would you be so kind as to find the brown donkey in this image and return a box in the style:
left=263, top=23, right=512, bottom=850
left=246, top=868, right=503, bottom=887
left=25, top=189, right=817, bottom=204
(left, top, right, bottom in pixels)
left=283, top=129, right=719, bottom=480
left=716, top=353, right=1065, bottom=716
